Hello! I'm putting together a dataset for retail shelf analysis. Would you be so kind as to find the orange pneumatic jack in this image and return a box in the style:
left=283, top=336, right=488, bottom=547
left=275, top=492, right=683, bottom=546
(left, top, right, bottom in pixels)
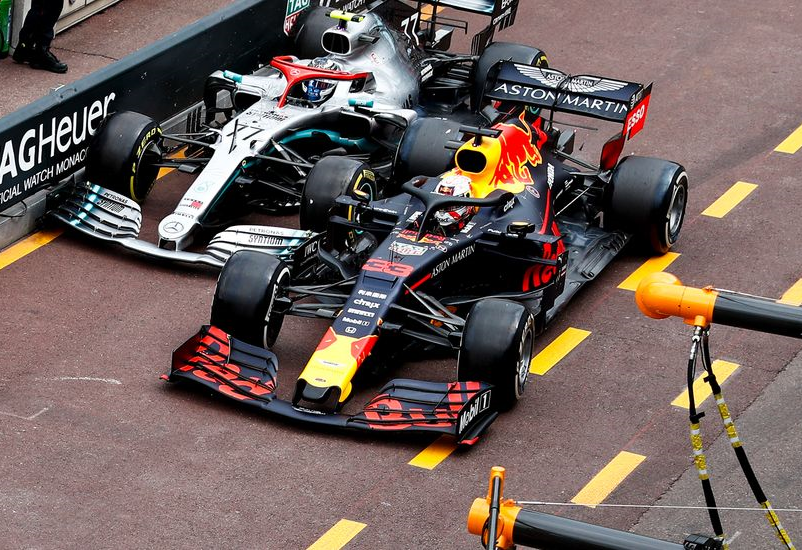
left=468, top=466, right=717, bottom=549
left=635, top=272, right=801, bottom=549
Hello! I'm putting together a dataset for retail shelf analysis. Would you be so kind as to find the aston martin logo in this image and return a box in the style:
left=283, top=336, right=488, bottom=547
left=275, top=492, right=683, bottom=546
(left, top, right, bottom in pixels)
left=515, top=65, right=628, bottom=93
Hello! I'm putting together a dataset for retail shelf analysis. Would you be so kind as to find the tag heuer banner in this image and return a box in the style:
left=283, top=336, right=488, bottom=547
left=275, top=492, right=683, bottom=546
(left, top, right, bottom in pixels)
left=0, top=0, right=290, bottom=213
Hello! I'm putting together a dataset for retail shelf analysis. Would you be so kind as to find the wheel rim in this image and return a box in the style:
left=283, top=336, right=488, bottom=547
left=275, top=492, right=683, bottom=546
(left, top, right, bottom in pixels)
left=667, top=178, right=687, bottom=241
left=346, top=174, right=376, bottom=244
left=356, top=179, right=375, bottom=200
left=133, top=140, right=162, bottom=200
left=516, top=320, right=534, bottom=396
left=262, top=268, right=290, bottom=348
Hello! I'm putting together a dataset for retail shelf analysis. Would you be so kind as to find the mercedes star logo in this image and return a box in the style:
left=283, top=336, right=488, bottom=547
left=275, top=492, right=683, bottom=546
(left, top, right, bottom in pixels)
left=162, top=221, right=184, bottom=234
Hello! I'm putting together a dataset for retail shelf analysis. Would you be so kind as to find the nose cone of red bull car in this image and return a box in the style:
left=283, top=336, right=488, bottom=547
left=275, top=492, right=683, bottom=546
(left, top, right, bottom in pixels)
left=295, top=327, right=378, bottom=410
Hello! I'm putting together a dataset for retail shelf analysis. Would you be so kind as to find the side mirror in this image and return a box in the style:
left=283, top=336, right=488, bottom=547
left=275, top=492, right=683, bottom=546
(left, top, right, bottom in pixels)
left=507, top=221, right=536, bottom=237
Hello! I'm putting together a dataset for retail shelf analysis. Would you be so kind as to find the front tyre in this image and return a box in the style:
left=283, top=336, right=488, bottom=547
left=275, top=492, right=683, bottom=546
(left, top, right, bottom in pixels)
left=609, top=156, right=688, bottom=255
left=458, top=299, right=535, bottom=411
left=210, top=251, right=290, bottom=349
left=300, top=156, right=377, bottom=232
left=85, top=111, right=163, bottom=203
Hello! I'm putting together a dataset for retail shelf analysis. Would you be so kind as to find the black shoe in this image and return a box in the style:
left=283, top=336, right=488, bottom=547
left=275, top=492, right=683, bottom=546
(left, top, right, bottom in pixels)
left=29, top=47, right=68, bottom=74
left=12, top=41, right=32, bottom=64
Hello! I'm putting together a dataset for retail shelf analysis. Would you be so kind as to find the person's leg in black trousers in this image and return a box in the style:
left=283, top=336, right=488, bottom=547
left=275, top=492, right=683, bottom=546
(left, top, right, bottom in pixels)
left=13, top=0, right=67, bottom=73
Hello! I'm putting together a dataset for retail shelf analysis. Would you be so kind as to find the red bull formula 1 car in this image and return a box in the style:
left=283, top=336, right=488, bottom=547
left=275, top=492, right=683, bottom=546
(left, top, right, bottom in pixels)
left=166, top=60, right=688, bottom=444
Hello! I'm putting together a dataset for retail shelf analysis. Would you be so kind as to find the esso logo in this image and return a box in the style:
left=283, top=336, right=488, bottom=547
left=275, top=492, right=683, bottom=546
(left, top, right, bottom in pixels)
left=626, top=104, right=646, bottom=133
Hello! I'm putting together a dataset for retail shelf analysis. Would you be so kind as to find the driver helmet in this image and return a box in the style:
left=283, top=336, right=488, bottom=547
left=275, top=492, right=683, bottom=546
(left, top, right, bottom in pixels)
left=303, top=57, right=341, bottom=103
left=433, top=174, right=475, bottom=228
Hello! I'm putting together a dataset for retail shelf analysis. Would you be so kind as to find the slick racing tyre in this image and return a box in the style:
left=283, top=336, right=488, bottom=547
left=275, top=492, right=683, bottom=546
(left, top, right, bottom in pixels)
left=471, top=42, right=549, bottom=111
left=393, top=117, right=464, bottom=184
left=608, top=155, right=688, bottom=255
left=458, top=299, right=535, bottom=411
left=85, top=111, right=163, bottom=203
left=300, top=156, right=377, bottom=233
left=211, top=250, right=290, bottom=349
left=292, top=6, right=334, bottom=59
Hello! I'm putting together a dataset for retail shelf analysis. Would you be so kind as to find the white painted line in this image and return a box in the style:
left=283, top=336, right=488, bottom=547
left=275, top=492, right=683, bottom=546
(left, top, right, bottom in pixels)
left=38, top=376, right=122, bottom=385
left=0, top=406, right=50, bottom=421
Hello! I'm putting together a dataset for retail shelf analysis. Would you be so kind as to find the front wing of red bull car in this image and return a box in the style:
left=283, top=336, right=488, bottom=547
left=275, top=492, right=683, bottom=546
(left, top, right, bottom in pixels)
left=165, top=56, right=688, bottom=445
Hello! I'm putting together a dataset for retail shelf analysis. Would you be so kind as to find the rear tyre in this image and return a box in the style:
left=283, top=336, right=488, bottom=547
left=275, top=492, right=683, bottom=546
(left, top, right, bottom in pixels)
left=300, top=156, right=377, bottom=232
left=293, top=6, right=334, bottom=59
left=458, top=299, right=535, bottom=411
left=609, top=156, right=688, bottom=254
left=85, top=111, right=163, bottom=203
left=471, top=42, right=549, bottom=111
left=393, top=117, right=464, bottom=184
left=210, top=251, right=290, bottom=349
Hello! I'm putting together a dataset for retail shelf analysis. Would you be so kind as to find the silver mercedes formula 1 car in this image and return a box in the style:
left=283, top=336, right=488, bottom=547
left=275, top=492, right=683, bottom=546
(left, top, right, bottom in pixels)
left=49, top=0, right=538, bottom=275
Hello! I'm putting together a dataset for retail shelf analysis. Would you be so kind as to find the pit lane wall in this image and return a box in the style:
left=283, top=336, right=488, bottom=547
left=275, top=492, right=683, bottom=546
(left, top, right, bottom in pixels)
left=0, top=0, right=365, bottom=248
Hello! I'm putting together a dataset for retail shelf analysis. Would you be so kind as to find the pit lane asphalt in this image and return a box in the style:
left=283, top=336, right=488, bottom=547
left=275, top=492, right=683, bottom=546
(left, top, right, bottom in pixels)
left=2, top=2, right=802, bottom=548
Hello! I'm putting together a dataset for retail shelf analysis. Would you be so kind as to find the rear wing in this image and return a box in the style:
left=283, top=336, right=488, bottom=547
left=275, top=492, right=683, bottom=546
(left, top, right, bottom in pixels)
left=485, top=61, right=652, bottom=138
left=320, top=0, right=516, bottom=20
left=291, top=1, right=518, bottom=53
left=361, top=0, right=517, bottom=54
left=414, top=0, right=518, bottom=25
left=410, top=0, right=518, bottom=53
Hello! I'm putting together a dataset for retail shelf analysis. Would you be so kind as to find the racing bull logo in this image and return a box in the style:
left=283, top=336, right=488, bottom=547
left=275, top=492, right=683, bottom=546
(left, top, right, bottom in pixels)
left=489, top=110, right=547, bottom=191
left=458, top=110, right=548, bottom=198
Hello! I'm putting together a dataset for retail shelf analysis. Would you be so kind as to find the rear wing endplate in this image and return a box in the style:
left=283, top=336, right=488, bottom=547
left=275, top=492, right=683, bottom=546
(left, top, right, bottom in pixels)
left=486, top=61, right=653, bottom=138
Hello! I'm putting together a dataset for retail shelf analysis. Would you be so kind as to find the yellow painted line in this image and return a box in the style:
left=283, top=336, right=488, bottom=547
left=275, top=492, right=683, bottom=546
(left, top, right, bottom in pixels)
left=775, top=122, right=802, bottom=154
left=778, top=279, right=802, bottom=306
left=409, top=435, right=458, bottom=469
left=529, top=328, right=591, bottom=376
left=0, top=229, right=63, bottom=270
left=617, top=252, right=680, bottom=291
left=571, top=451, right=646, bottom=507
left=701, top=181, right=757, bottom=218
left=157, top=147, right=188, bottom=179
left=306, top=519, right=366, bottom=550
left=671, top=360, right=739, bottom=409
left=421, top=5, right=444, bottom=20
